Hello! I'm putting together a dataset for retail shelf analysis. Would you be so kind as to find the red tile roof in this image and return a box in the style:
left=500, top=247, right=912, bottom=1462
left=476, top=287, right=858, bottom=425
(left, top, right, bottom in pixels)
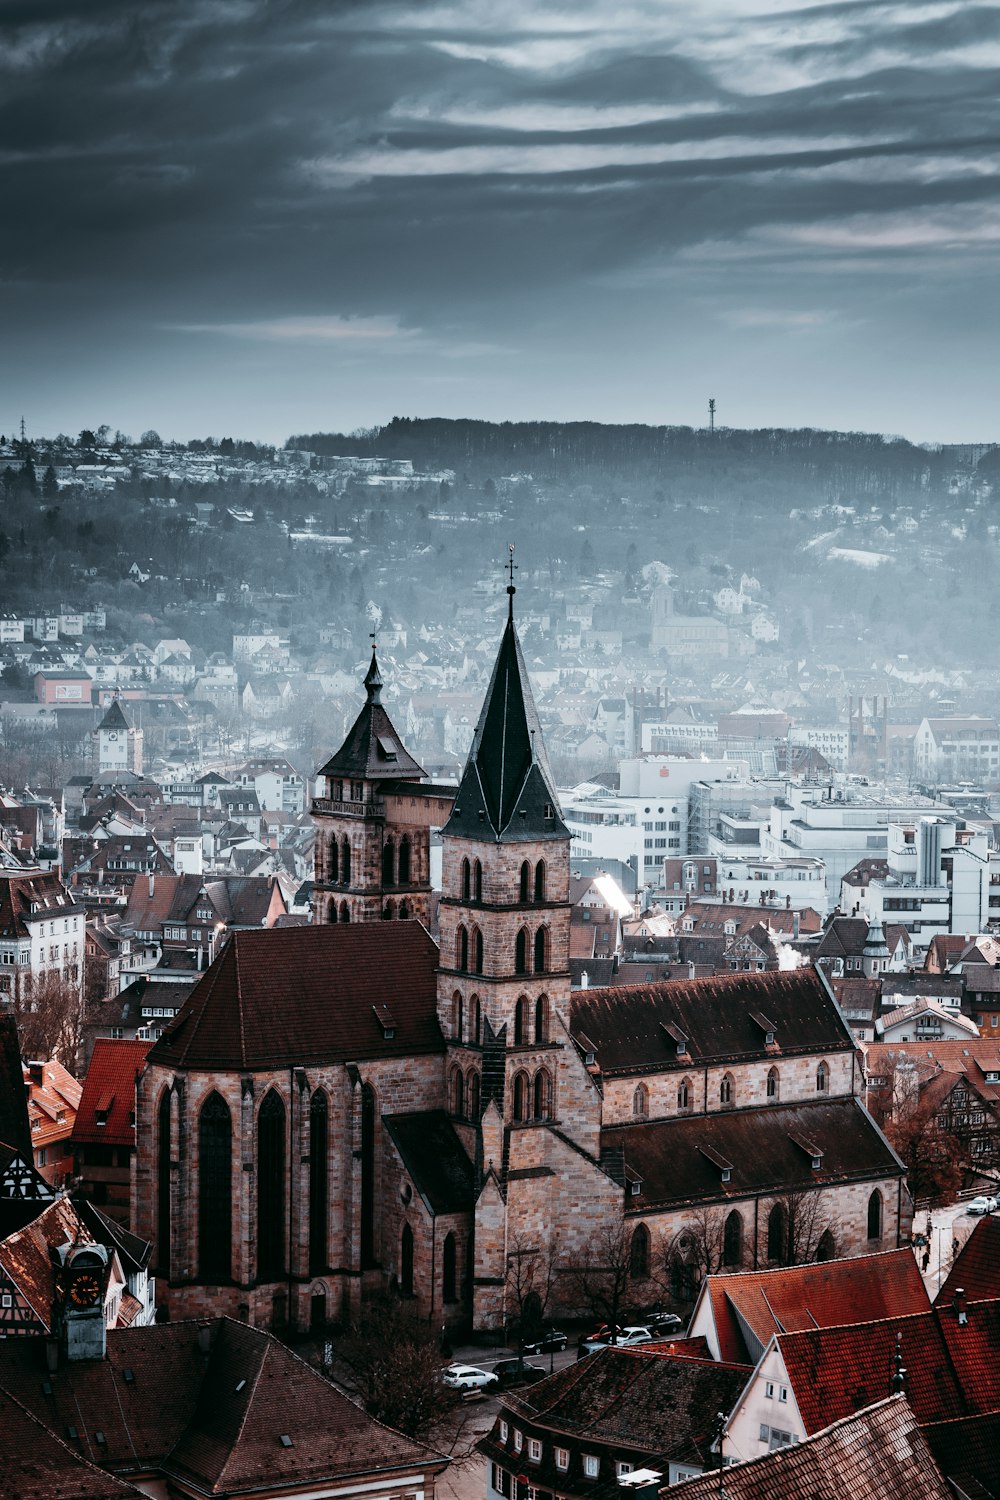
left=26, top=1061, right=82, bottom=1150
left=72, top=1040, right=150, bottom=1147
left=938, top=1216, right=1000, bottom=1308
left=147, top=923, right=443, bottom=1070
left=0, top=1384, right=146, bottom=1498
left=678, top=1395, right=952, bottom=1500
left=708, top=1248, right=929, bottom=1362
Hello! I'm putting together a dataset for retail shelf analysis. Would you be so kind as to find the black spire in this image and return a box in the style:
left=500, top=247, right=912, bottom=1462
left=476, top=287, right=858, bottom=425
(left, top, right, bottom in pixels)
left=364, top=639, right=383, bottom=706
left=317, top=643, right=424, bottom=783
left=444, top=579, right=566, bottom=843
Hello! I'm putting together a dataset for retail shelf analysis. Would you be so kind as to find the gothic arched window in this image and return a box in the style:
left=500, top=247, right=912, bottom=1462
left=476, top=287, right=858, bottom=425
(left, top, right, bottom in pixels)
left=720, top=1073, right=734, bottom=1107
left=451, top=1066, right=465, bottom=1119
left=339, top=901, right=350, bottom=923
left=382, top=838, right=395, bottom=887
left=533, top=1069, right=552, bottom=1121
left=723, top=1211, right=743, bottom=1268
left=470, top=994, right=481, bottom=1045
left=382, top=900, right=395, bottom=921
left=534, top=994, right=548, bottom=1045
left=308, top=1090, right=328, bottom=1276
left=461, top=858, right=471, bottom=901
left=867, top=1189, right=883, bottom=1241
left=515, top=928, right=528, bottom=974
left=341, top=837, right=351, bottom=885
left=257, top=1090, right=286, bottom=1281
left=473, top=927, right=484, bottom=975
left=630, top=1223, right=650, bottom=1279
left=398, top=836, right=411, bottom=885
left=468, top=1070, right=481, bottom=1120
left=534, top=861, right=546, bottom=901
left=816, top=1060, right=829, bottom=1093
left=452, top=990, right=463, bottom=1041
left=401, top=1223, right=414, bottom=1296
left=156, top=1090, right=171, bottom=1277
left=633, top=1083, right=649, bottom=1119
left=677, top=1078, right=691, bottom=1111
left=817, top=1228, right=836, bottom=1262
left=198, top=1092, right=231, bottom=1281
left=443, top=1232, right=457, bottom=1302
left=328, top=837, right=339, bottom=883
left=534, top=927, right=547, bottom=974
left=767, top=1067, right=779, bottom=1100
left=768, top=1202, right=787, bottom=1264
left=398, top=901, right=409, bottom=920
left=473, top=859, right=482, bottom=902
left=513, top=1071, right=529, bottom=1122
left=457, top=924, right=469, bottom=972
left=519, top=861, right=530, bottom=903
left=514, top=996, right=527, bottom=1046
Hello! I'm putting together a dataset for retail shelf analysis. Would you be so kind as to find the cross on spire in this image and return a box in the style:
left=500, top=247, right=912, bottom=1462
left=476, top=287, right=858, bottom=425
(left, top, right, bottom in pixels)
left=506, top=542, right=518, bottom=621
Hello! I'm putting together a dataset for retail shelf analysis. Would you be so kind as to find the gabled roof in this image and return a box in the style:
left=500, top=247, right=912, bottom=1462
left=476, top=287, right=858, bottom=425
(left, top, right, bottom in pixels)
left=679, top=1395, right=951, bottom=1500
left=484, top=1347, right=748, bottom=1470
left=318, top=649, right=425, bottom=783
left=570, top=968, right=853, bottom=1076
left=938, top=1216, right=1000, bottom=1307
left=72, top=1039, right=149, bottom=1147
left=604, top=1097, right=902, bottom=1210
left=97, top=697, right=133, bottom=733
left=443, top=611, right=567, bottom=843
left=0, top=1385, right=146, bottom=1498
left=707, top=1248, right=928, bottom=1365
left=147, top=924, right=443, bottom=1070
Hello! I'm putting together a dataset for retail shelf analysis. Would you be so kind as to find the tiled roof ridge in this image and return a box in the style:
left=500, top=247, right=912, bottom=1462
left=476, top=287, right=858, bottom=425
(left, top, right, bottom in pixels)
left=234, top=933, right=248, bottom=1070
left=212, top=1326, right=270, bottom=1489
left=0, top=1380, right=144, bottom=1497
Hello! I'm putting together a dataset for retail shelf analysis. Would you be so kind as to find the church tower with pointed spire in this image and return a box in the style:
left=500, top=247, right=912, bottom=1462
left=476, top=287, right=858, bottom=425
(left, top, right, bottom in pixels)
left=437, top=562, right=572, bottom=1137
left=311, top=645, right=442, bottom=925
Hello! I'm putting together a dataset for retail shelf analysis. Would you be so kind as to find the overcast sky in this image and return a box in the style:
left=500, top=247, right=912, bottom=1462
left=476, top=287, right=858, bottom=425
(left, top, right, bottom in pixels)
left=4, top=0, right=1000, bottom=444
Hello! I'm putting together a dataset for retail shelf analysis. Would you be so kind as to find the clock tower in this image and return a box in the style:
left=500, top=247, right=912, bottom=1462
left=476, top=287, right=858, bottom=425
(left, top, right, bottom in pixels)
left=93, top=695, right=144, bottom=776
left=55, top=1243, right=110, bottom=1361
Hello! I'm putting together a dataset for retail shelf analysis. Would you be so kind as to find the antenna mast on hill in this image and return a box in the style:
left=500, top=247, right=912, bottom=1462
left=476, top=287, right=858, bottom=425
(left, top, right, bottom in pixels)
left=708, top=399, right=716, bottom=434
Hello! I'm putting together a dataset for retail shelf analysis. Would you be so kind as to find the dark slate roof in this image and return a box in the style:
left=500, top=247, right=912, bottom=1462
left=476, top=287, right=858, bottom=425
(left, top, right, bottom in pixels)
left=481, top=1349, right=748, bottom=1475
left=0, top=1014, right=32, bottom=1162
left=922, top=1408, right=1000, bottom=1500
left=443, top=612, right=567, bottom=843
left=384, top=1110, right=475, bottom=1214
left=318, top=649, right=426, bottom=782
left=604, top=1097, right=902, bottom=1210
left=570, top=968, right=854, bottom=1076
left=938, top=1216, right=1000, bottom=1307
left=97, top=697, right=132, bottom=733
left=146, top=924, right=443, bottom=1070
left=0, top=1384, right=146, bottom=1498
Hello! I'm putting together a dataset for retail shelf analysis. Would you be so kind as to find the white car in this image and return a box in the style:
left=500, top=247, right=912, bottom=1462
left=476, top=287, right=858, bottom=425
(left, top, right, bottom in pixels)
left=581, top=1326, right=654, bottom=1355
left=442, top=1363, right=499, bottom=1391
left=966, top=1195, right=998, bottom=1216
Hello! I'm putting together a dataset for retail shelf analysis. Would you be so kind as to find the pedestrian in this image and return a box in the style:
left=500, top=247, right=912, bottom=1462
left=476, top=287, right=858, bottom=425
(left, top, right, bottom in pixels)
left=953, top=1237, right=960, bottom=1262
left=922, top=1247, right=930, bottom=1273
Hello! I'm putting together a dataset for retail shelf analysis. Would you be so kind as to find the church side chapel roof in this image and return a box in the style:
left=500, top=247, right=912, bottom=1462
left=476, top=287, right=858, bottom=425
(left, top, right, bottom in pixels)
left=384, top=1110, right=476, bottom=1214
left=570, top=968, right=853, bottom=1076
left=147, top=923, right=443, bottom=1069
left=0, top=1318, right=442, bottom=1495
left=72, top=1038, right=150, bottom=1148
left=444, top=606, right=568, bottom=843
left=318, top=649, right=426, bottom=783
left=603, top=1097, right=902, bottom=1210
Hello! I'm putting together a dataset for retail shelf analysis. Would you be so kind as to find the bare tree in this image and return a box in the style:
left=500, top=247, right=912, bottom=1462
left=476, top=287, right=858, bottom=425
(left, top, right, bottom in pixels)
left=764, top=1190, right=831, bottom=1267
left=660, top=1205, right=731, bottom=1301
left=505, top=1230, right=560, bottom=1350
left=11, top=971, right=85, bottom=1074
left=562, top=1220, right=636, bottom=1337
left=338, top=1294, right=455, bottom=1439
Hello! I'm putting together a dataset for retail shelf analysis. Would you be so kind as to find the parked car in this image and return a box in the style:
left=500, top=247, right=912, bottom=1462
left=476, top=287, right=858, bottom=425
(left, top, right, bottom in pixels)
left=580, top=1325, right=654, bottom=1355
left=966, top=1195, right=998, bottom=1216
left=521, top=1327, right=569, bottom=1354
left=492, top=1358, right=548, bottom=1388
left=442, top=1364, right=499, bottom=1391
left=646, top=1311, right=685, bottom=1335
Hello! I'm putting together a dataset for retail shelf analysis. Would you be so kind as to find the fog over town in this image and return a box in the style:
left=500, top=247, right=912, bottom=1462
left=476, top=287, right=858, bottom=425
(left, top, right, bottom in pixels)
left=4, top=4, right=1000, bottom=1499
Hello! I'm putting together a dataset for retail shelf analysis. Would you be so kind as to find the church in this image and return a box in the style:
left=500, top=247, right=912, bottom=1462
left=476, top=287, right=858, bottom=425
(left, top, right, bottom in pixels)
left=133, top=580, right=908, bottom=1333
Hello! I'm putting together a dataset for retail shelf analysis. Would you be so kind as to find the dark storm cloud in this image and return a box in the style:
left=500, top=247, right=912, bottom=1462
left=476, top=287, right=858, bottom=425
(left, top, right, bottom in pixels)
left=4, top=0, right=1000, bottom=437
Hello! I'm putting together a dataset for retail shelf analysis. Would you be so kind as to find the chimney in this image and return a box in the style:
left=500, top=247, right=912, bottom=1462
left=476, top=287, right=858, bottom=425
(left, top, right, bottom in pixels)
left=793, top=912, right=800, bottom=940
left=953, top=1288, right=968, bottom=1326
left=581, top=970, right=589, bottom=990
left=197, top=1322, right=213, bottom=1354
left=28, top=1061, right=44, bottom=1086
left=148, top=873, right=155, bottom=898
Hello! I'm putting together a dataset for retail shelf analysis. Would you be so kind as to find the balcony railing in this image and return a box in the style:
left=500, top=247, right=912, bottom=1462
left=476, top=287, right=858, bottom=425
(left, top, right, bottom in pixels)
left=312, top=796, right=384, bottom=819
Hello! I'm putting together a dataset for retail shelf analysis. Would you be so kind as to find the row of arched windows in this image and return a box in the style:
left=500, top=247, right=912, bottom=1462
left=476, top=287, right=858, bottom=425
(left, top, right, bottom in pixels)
left=455, top=924, right=485, bottom=975
left=382, top=900, right=410, bottom=920
left=519, top=860, right=546, bottom=903
left=381, top=836, right=412, bottom=887
left=515, top=926, right=548, bottom=975
left=325, top=836, right=352, bottom=886
left=631, top=1062, right=832, bottom=1119
left=461, top=858, right=483, bottom=902
left=398, top=1225, right=467, bottom=1304
left=451, top=991, right=482, bottom=1043
left=162, top=1087, right=334, bottom=1284
left=514, top=994, right=549, bottom=1046
left=328, top=899, right=351, bottom=923
left=512, top=1068, right=553, bottom=1122
left=450, top=1065, right=482, bottom=1121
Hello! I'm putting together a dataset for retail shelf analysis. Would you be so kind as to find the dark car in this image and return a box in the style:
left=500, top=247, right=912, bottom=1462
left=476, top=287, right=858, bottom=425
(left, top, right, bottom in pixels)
left=521, top=1328, right=569, bottom=1355
left=492, top=1358, right=548, bottom=1388
left=646, top=1312, right=685, bottom=1335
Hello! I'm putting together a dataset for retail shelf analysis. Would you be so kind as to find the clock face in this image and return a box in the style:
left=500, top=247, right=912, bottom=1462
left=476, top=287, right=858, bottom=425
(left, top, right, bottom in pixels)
left=107, top=731, right=118, bottom=740
left=70, top=1273, right=102, bottom=1308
